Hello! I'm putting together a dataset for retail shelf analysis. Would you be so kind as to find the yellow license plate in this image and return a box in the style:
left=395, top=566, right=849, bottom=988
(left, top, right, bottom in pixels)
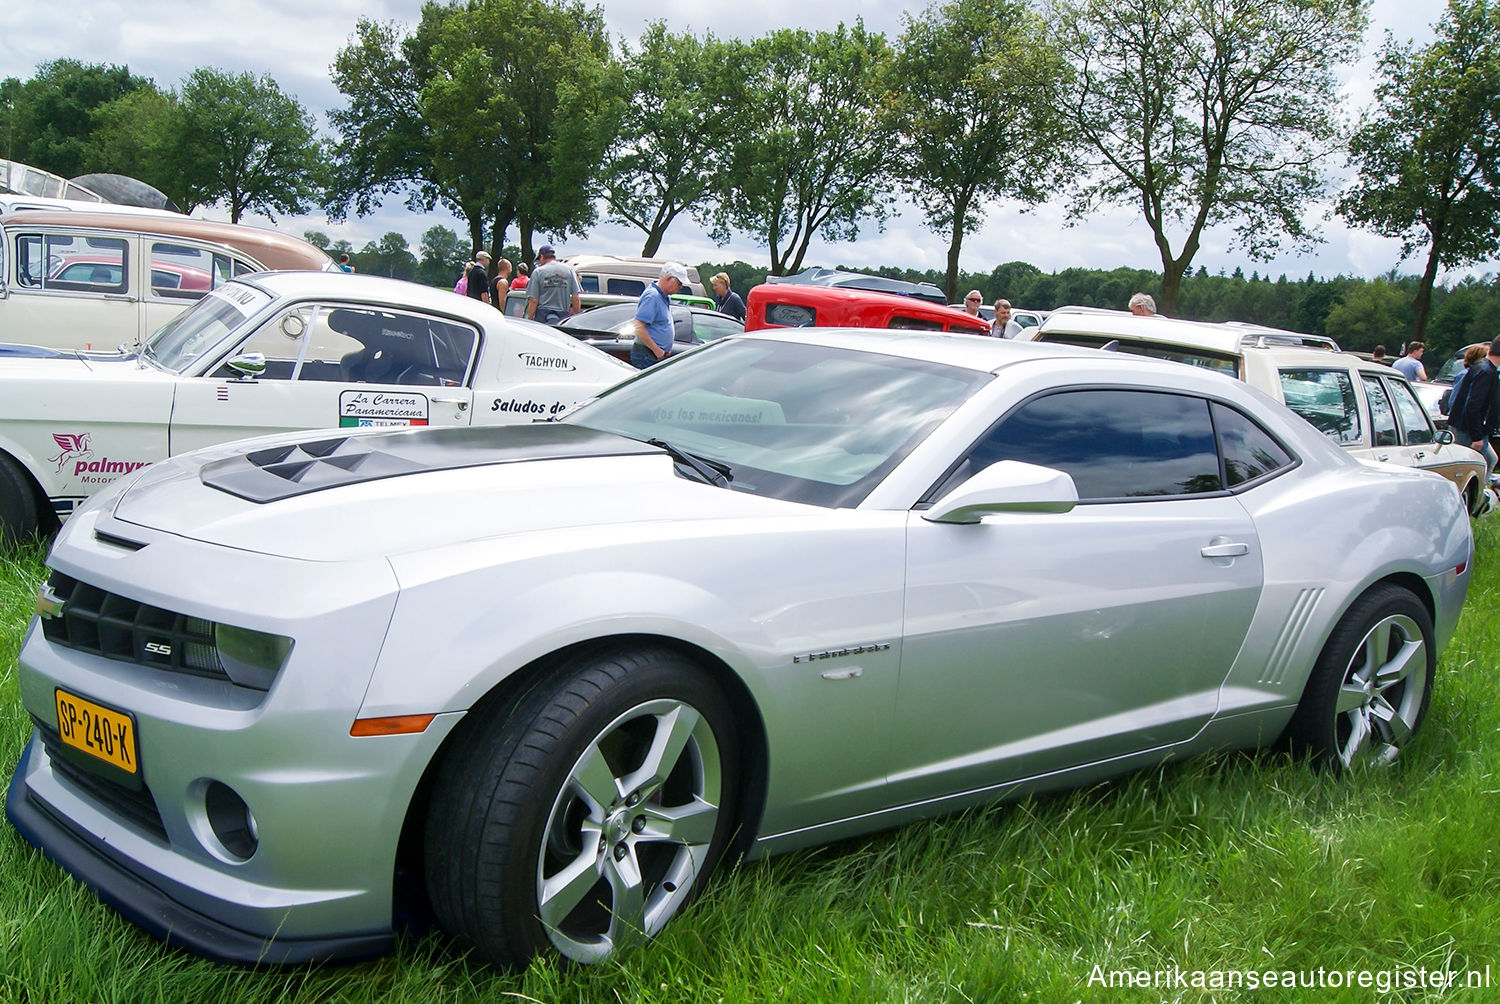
left=54, top=689, right=138, bottom=775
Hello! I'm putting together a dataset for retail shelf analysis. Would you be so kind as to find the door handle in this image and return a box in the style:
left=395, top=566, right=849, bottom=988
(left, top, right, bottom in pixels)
left=432, top=396, right=469, bottom=411
left=1376, top=454, right=1390, bottom=462
left=1201, top=538, right=1249, bottom=558
left=1413, top=451, right=1426, bottom=460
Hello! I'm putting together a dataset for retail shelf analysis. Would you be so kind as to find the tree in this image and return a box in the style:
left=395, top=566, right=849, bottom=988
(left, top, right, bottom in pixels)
left=1052, top=0, right=1366, bottom=313
left=172, top=68, right=321, bottom=222
left=88, top=85, right=187, bottom=205
left=417, top=224, right=469, bottom=286
left=602, top=24, right=741, bottom=256
left=1339, top=0, right=1500, bottom=342
left=886, top=0, right=1072, bottom=300
left=355, top=231, right=419, bottom=279
left=1, top=60, right=149, bottom=180
left=327, top=0, right=619, bottom=265
left=714, top=22, right=899, bottom=275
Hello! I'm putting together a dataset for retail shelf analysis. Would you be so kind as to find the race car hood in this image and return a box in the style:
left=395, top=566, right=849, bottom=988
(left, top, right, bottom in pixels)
left=106, top=424, right=804, bottom=561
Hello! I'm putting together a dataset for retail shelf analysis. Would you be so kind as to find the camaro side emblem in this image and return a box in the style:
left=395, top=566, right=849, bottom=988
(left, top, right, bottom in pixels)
left=793, top=642, right=891, bottom=664
left=144, top=641, right=173, bottom=657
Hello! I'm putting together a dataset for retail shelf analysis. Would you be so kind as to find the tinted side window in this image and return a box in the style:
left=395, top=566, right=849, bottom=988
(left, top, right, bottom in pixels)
left=1279, top=368, right=1360, bottom=444
left=965, top=389, right=1222, bottom=500
left=889, top=315, right=945, bottom=331
left=606, top=277, right=645, bottom=296
left=1361, top=374, right=1399, bottom=447
left=1212, top=402, right=1293, bottom=486
left=1387, top=378, right=1435, bottom=445
left=579, top=275, right=599, bottom=293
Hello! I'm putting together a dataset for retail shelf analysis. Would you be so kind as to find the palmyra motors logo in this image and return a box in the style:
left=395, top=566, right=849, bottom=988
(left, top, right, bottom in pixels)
left=47, top=432, right=150, bottom=483
left=49, top=432, right=92, bottom=473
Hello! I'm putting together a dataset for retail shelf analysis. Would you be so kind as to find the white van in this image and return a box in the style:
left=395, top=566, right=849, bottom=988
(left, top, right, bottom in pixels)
left=560, top=254, right=704, bottom=298
left=0, top=210, right=335, bottom=350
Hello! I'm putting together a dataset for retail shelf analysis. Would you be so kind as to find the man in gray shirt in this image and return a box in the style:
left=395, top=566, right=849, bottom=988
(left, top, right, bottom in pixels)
left=525, top=245, right=581, bottom=324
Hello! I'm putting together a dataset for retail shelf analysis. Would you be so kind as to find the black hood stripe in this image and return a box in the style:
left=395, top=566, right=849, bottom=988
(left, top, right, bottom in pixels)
left=200, top=424, right=658, bottom=504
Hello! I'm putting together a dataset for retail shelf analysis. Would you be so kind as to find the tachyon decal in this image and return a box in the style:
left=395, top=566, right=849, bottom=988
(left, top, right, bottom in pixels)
left=340, top=390, right=430, bottom=428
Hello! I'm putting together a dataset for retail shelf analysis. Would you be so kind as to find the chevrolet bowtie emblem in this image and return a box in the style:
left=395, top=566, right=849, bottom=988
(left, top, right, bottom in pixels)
left=35, top=584, right=66, bottom=620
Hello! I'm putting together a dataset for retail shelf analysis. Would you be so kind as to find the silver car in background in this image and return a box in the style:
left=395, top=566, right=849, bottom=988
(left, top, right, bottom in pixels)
left=8, top=331, right=1471, bottom=969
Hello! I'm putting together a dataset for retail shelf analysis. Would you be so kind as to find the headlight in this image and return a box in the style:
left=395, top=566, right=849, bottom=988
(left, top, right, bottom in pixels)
left=215, top=624, right=294, bottom=691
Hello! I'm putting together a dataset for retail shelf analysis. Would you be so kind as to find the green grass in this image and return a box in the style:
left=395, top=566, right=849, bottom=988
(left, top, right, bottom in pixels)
left=3, top=527, right=1500, bottom=1003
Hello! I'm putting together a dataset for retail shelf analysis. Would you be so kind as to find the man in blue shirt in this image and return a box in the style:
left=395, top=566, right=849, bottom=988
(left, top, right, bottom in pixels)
left=1393, top=342, right=1427, bottom=382
left=630, top=261, right=688, bottom=368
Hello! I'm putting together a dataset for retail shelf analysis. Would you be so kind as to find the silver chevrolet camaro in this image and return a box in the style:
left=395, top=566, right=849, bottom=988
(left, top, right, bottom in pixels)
left=6, top=330, right=1472, bottom=968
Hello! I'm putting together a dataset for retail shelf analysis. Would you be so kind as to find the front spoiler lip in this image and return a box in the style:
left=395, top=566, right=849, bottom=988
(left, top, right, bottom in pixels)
left=4, top=737, right=393, bottom=967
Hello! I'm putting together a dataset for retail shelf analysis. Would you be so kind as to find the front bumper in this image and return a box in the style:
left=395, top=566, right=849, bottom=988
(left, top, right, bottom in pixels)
left=4, top=513, right=461, bottom=964
left=7, top=740, right=393, bottom=965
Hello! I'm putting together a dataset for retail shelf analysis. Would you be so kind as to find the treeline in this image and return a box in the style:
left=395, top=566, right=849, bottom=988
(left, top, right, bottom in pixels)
left=10, top=0, right=1493, bottom=342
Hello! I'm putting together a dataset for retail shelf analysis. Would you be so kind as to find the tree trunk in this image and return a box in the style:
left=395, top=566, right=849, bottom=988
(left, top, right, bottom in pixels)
left=1158, top=259, right=1188, bottom=316
left=1411, top=235, right=1444, bottom=344
left=944, top=193, right=972, bottom=303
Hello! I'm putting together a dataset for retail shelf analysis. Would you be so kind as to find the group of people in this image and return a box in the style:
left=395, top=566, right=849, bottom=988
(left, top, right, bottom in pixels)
left=1444, top=338, right=1500, bottom=476
left=459, top=251, right=535, bottom=307
left=457, top=247, right=727, bottom=371
left=958, top=290, right=1024, bottom=337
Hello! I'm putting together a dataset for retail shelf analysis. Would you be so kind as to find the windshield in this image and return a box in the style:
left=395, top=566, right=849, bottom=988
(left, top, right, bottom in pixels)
left=144, top=282, right=274, bottom=372
left=564, top=339, right=990, bottom=507
left=1038, top=331, right=1242, bottom=378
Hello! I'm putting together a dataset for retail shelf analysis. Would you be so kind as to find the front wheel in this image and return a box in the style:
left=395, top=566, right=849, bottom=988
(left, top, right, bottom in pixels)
left=1284, top=584, right=1434, bottom=769
left=424, top=647, right=740, bottom=967
left=0, top=453, right=43, bottom=544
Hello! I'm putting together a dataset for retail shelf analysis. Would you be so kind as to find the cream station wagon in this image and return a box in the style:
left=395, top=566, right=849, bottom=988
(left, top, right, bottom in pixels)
left=0, top=210, right=336, bottom=351
left=0, top=272, right=632, bottom=540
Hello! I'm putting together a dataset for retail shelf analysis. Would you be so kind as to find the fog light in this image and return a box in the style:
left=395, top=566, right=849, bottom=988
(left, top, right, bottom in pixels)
left=204, top=781, right=258, bottom=860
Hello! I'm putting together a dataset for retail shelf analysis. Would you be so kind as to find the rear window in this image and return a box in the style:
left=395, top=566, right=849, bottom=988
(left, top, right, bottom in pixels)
left=1038, top=331, right=1241, bottom=378
left=1278, top=368, right=1361, bottom=445
left=765, top=303, right=816, bottom=327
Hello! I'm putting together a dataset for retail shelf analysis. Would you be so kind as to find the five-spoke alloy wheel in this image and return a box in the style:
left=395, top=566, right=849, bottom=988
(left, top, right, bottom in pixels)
left=424, top=647, right=739, bottom=967
left=1286, top=583, right=1434, bottom=769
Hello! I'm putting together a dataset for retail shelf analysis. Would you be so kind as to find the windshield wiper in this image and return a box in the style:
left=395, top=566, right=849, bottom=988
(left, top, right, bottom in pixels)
left=647, top=438, right=733, bottom=488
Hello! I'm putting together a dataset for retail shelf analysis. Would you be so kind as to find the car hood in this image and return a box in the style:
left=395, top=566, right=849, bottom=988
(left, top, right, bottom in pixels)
left=107, top=424, right=805, bottom=561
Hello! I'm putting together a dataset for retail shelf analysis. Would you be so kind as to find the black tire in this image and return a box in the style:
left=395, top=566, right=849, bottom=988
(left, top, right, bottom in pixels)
left=0, top=453, right=43, bottom=545
left=424, top=647, right=740, bottom=967
left=1284, top=583, right=1434, bottom=769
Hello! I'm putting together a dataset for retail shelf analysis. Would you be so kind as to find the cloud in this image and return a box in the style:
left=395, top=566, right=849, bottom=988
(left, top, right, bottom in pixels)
left=4, top=0, right=1493, bottom=283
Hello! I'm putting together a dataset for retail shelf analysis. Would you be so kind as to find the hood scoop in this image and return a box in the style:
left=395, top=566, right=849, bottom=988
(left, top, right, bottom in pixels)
left=200, top=424, right=657, bottom=503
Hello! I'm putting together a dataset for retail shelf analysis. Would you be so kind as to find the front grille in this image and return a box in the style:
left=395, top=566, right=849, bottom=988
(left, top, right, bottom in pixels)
left=34, top=718, right=167, bottom=842
left=40, top=571, right=230, bottom=683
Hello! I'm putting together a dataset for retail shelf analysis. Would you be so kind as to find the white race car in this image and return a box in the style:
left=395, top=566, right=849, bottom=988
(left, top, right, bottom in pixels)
left=0, top=272, right=632, bottom=539
left=8, top=330, right=1470, bottom=969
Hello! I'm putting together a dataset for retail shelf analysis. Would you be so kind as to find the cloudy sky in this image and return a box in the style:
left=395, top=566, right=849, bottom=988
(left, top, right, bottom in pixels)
left=3, top=0, right=1484, bottom=285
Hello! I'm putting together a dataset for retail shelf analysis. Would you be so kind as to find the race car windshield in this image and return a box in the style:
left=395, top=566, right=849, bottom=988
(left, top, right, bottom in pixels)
left=145, top=283, right=274, bottom=373
left=565, top=339, right=990, bottom=508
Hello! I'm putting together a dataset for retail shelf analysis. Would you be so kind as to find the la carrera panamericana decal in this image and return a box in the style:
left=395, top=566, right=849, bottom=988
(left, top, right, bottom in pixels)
left=339, top=390, right=430, bottom=428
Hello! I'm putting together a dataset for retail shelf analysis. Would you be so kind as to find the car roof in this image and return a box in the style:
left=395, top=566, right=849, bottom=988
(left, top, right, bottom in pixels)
left=1, top=210, right=334, bottom=271
left=1038, top=308, right=1248, bottom=356
left=740, top=325, right=1233, bottom=380
left=232, top=271, right=521, bottom=322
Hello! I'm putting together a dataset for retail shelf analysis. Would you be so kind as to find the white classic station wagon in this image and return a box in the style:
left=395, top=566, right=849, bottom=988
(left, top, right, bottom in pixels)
left=0, top=272, right=632, bottom=539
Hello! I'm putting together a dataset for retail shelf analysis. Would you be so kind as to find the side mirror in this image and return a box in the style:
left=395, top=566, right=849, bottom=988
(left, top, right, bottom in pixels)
left=923, top=460, right=1079, bottom=524
left=1436, top=429, right=1455, bottom=445
left=226, top=352, right=266, bottom=380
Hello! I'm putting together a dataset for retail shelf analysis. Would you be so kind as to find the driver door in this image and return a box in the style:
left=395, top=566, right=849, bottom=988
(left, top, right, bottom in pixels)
left=169, top=302, right=478, bottom=456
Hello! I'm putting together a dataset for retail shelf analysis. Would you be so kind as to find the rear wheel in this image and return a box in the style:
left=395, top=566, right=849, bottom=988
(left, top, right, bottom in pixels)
left=1284, top=584, right=1434, bottom=769
left=0, top=453, right=43, bottom=544
left=424, top=647, right=739, bottom=967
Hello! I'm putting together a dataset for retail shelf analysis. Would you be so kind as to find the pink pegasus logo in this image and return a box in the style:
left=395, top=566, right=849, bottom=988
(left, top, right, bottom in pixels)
left=48, top=432, right=93, bottom=473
